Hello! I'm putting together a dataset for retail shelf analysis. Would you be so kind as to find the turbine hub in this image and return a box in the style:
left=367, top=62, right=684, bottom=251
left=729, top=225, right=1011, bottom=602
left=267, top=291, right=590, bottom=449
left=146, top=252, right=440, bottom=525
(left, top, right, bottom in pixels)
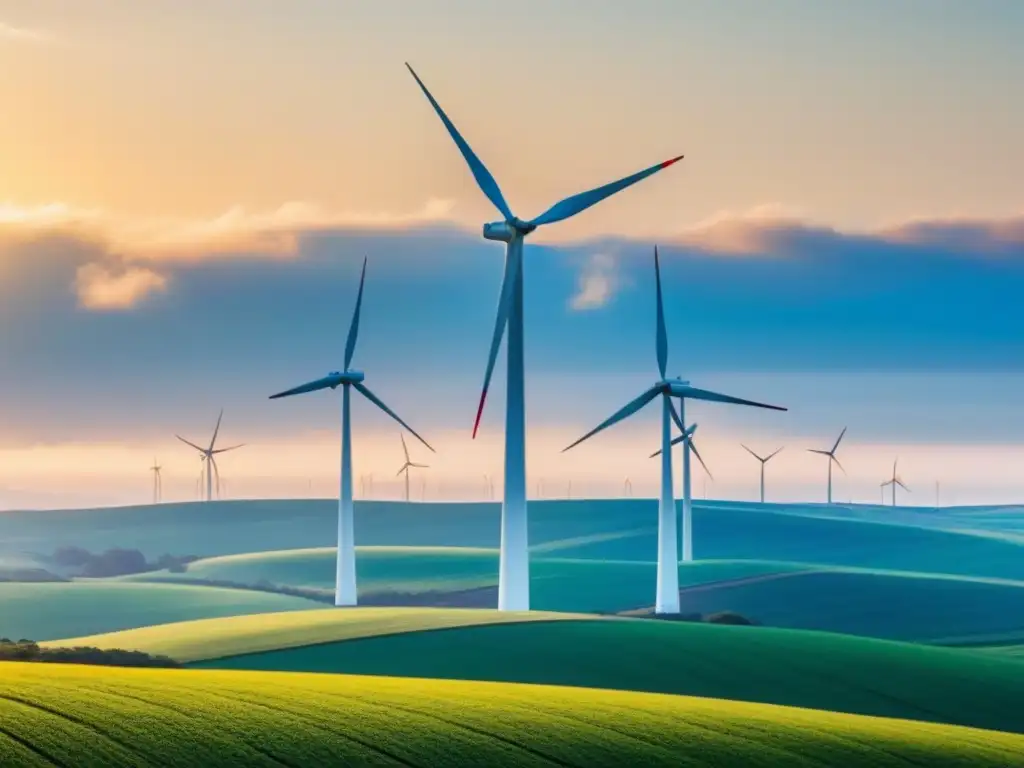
left=483, top=218, right=535, bottom=242
left=337, top=370, right=365, bottom=384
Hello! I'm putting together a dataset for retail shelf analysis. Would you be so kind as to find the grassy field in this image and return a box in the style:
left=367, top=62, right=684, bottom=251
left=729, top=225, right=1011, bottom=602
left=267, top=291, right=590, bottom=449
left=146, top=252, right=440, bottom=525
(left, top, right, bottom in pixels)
left=48, top=607, right=1024, bottom=736
left=1, top=662, right=1022, bottom=767
left=0, top=582, right=322, bottom=641
left=45, top=607, right=587, bottom=662
left=5, top=498, right=1024, bottom=581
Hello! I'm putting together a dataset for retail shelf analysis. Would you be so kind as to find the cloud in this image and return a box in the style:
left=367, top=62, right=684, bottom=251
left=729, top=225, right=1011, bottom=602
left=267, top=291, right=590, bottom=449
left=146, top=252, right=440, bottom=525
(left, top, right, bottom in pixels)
left=0, top=22, right=50, bottom=43
left=74, top=263, right=168, bottom=310
left=570, top=253, right=620, bottom=310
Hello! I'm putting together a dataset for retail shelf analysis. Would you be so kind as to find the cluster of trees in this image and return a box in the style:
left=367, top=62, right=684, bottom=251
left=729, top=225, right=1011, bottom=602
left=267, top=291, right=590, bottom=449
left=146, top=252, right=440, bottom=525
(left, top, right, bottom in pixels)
left=46, top=547, right=199, bottom=578
left=0, top=639, right=180, bottom=668
left=150, top=575, right=334, bottom=604
left=621, top=609, right=759, bottom=625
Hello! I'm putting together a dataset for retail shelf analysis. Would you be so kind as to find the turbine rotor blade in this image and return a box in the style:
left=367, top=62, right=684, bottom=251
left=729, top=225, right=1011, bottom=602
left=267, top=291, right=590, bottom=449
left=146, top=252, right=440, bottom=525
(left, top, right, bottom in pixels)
left=741, top=443, right=762, bottom=462
left=655, top=423, right=697, bottom=457
left=405, top=63, right=513, bottom=221
left=176, top=435, right=205, bottom=453
left=212, top=443, right=244, bottom=454
left=564, top=386, right=661, bottom=453
left=344, top=257, right=368, bottom=371
left=897, top=480, right=910, bottom=492
left=807, top=449, right=832, bottom=456
left=689, top=440, right=713, bottom=480
left=674, top=384, right=787, bottom=411
left=400, top=432, right=410, bottom=463
left=832, top=427, right=848, bottom=454
left=654, top=247, right=668, bottom=379
left=472, top=244, right=522, bottom=438
left=831, top=455, right=847, bottom=474
left=667, top=395, right=685, bottom=435
left=209, top=409, right=224, bottom=452
left=526, top=155, right=684, bottom=228
left=410, top=463, right=430, bottom=469
left=353, top=382, right=435, bottom=453
left=269, top=374, right=342, bottom=399
left=765, top=446, right=784, bottom=462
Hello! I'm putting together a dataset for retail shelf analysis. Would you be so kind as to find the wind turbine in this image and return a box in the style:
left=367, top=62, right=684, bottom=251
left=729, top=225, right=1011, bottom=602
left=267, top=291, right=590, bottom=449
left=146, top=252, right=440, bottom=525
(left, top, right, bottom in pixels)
left=881, top=458, right=910, bottom=507
left=269, top=257, right=434, bottom=606
left=741, top=444, right=784, bottom=503
left=564, top=248, right=785, bottom=612
left=808, top=428, right=847, bottom=504
left=651, top=421, right=714, bottom=562
left=149, top=459, right=162, bottom=504
left=408, top=65, right=684, bottom=612
left=396, top=433, right=430, bottom=502
left=624, top=477, right=633, bottom=498
left=176, top=410, right=244, bottom=502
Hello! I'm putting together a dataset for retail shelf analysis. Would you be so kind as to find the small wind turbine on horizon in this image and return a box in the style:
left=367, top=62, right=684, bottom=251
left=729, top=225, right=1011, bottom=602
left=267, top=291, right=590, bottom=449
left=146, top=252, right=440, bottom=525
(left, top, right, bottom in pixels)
left=268, top=257, right=434, bottom=607
left=564, top=248, right=785, bottom=612
left=407, top=64, right=684, bottom=613
left=176, top=410, right=244, bottom=503
left=741, top=444, right=784, bottom=504
left=624, top=477, right=633, bottom=498
left=808, top=428, right=847, bottom=505
left=881, top=458, right=910, bottom=507
left=149, top=459, right=162, bottom=504
left=650, top=421, right=714, bottom=562
left=396, top=433, right=430, bottom=502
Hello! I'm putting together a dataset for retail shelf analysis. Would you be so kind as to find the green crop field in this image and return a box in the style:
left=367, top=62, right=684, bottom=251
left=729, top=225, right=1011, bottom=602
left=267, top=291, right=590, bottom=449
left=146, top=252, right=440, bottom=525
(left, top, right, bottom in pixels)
left=50, top=608, right=1024, bottom=736
left=0, top=662, right=1022, bottom=767
left=0, top=582, right=322, bottom=641
left=46, top=607, right=587, bottom=662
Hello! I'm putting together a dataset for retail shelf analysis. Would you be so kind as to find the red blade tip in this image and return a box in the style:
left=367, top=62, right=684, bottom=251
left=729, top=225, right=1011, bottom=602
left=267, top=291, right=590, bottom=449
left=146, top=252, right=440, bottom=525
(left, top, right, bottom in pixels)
left=660, top=155, right=685, bottom=169
left=471, top=388, right=489, bottom=440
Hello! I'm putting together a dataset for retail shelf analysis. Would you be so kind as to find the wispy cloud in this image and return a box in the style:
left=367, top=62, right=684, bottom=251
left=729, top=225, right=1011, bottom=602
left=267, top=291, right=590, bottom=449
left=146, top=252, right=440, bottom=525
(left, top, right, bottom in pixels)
left=0, top=21, right=50, bottom=43
left=570, top=253, right=620, bottom=311
left=74, top=263, right=168, bottom=310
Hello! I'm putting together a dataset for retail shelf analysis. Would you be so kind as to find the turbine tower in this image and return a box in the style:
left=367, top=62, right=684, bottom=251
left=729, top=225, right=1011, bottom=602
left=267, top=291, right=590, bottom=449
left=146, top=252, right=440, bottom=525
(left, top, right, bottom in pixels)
left=564, top=248, right=784, bottom=613
left=651, top=421, right=714, bottom=562
left=624, top=477, right=633, bottom=497
left=808, top=428, right=847, bottom=504
left=880, top=458, right=910, bottom=507
left=176, top=410, right=244, bottom=502
left=269, top=257, right=434, bottom=606
left=396, top=433, right=430, bottom=502
left=408, top=65, right=684, bottom=612
left=149, top=459, right=162, bottom=504
left=741, top=444, right=784, bottom=503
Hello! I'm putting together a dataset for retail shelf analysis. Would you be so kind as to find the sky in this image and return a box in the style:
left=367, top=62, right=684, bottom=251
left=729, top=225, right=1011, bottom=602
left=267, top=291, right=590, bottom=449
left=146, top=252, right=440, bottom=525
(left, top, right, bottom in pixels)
left=1, top=1, right=1023, bottom=509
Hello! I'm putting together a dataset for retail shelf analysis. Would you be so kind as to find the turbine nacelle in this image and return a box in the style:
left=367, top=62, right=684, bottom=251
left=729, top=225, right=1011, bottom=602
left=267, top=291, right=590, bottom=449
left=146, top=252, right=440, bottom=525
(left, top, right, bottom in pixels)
left=328, top=370, right=365, bottom=386
left=483, top=219, right=535, bottom=242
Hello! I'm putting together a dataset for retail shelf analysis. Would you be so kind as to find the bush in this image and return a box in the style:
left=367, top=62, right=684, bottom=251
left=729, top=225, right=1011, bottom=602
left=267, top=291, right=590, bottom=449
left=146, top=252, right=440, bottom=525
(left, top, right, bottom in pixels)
left=0, top=639, right=180, bottom=668
left=705, top=611, right=757, bottom=626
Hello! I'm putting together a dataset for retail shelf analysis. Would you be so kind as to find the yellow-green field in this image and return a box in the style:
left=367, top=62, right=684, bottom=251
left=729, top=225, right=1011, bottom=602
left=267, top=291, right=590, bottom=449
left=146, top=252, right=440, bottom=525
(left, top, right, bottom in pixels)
left=1, top=662, right=1022, bottom=766
left=44, top=606, right=590, bottom=662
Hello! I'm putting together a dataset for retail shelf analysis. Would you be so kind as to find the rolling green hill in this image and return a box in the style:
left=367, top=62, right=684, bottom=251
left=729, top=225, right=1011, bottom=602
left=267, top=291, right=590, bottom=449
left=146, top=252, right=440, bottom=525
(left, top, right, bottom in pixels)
left=0, top=582, right=322, bottom=641
left=50, top=607, right=1024, bottom=736
left=1, top=662, right=1021, bottom=767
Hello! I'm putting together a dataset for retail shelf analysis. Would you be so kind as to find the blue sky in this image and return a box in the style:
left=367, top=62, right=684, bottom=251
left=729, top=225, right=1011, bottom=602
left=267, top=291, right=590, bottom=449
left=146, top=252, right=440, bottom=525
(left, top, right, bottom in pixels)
left=0, top=1, right=1022, bottom=507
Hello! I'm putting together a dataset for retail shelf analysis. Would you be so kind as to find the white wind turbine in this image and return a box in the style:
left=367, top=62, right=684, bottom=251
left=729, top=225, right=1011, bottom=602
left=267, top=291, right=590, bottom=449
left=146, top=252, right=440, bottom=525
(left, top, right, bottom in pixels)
left=176, top=410, right=244, bottom=502
left=269, top=257, right=434, bottom=606
left=808, top=427, right=847, bottom=505
left=881, top=458, right=910, bottom=507
left=741, top=444, right=784, bottom=503
left=563, top=248, right=785, bottom=612
left=149, top=458, right=163, bottom=504
left=396, top=433, right=430, bottom=502
left=408, top=64, right=684, bottom=612
left=651, top=421, right=714, bottom=562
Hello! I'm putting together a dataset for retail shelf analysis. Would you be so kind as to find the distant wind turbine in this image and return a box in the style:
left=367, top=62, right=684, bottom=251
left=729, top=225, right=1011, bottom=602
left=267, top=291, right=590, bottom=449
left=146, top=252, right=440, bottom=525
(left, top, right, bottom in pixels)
left=396, top=432, right=430, bottom=502
left=808, top=428, right=847, bottom=505
left=880, top=458, right=910, bottom=507
left=741, top=444, right=784, bottom=503
left=407, top=65, right=683, bottom=613
left=565, top=248, right=784, bottom=611
left=176, top=410, right=244, bottom=502
left=624, top=477, right=633, bottom=498
left=149, top=459, right=162, bottom=504
left=269, top=257, right=434, bottom=606
left=650, top=421, right=714, bottom=561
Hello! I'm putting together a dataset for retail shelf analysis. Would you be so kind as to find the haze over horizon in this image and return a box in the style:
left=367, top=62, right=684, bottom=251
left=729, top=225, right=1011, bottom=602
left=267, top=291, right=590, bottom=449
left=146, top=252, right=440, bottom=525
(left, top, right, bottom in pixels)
left=1, top=1, right=1023, bottom=509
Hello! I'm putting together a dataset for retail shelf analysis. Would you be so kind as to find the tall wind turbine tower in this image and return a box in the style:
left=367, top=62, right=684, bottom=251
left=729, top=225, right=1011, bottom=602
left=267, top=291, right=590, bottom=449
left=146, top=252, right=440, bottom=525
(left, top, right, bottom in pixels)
left=881, top=458, right=910, bottom=507
left=808, top=428, right=847, bottom=505
left=741, top=444, right=784, bottom=503
left=176, top=410, right=244, bottom=502
left=651, top=421, right=714, bottom=562
left=149, top=459, right=162, bottom=504
left=396, top=433, right=430, bottom=502
left=565, top=249, right=785, bottom=611
left=408, top=65, right=684, bottom=612
left=269, top=258, right=433, bottom=607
